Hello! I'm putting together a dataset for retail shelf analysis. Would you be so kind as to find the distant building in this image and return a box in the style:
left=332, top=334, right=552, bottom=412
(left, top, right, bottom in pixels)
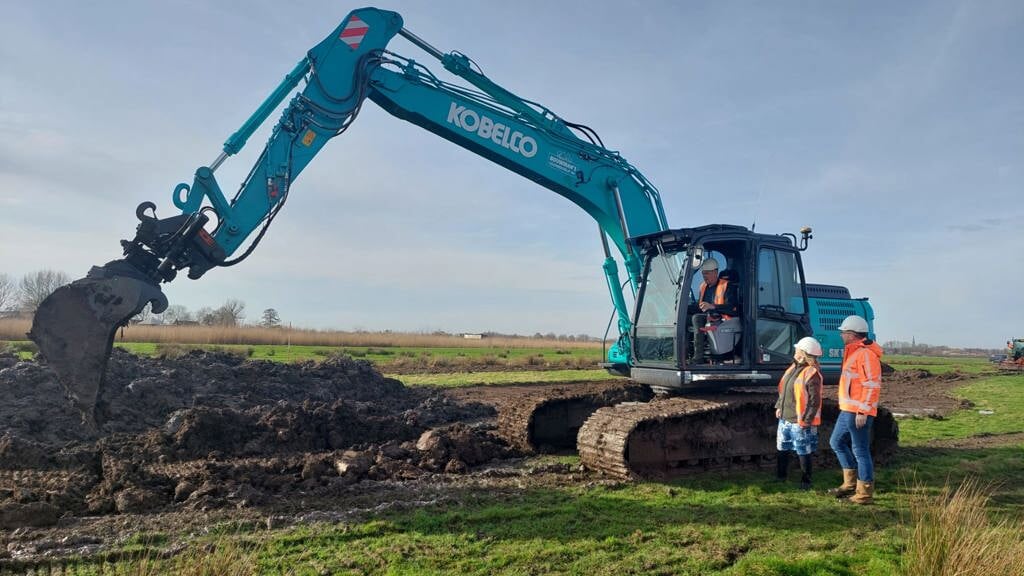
left=462, top=333, right=484, bottom=340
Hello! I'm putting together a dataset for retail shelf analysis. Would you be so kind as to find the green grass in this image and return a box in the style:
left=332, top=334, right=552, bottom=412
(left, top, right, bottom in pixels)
left=885, top=354, right=997, bottom=375
left=898, top=374, right=1024, bottom=446
left=389, top=369, right=617, bottom=387
left=55, top=450, right=1024, bottom=576
left=248, top=483, right=908, bottom=575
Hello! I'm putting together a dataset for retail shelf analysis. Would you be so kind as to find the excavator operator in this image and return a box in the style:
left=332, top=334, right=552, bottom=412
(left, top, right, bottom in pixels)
left=690, top=257, right=740, bottom=364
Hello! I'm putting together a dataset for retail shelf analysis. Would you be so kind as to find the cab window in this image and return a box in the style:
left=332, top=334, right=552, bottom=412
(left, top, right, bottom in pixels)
left=756, top=248, right=806, bottom=363
left=757, top=249, right=805, bottom=314
left=634, top=251, right=684, bottom=363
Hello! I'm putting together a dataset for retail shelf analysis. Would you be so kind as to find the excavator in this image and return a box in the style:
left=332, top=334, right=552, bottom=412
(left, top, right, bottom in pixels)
left=30, top=7, right=896, bottom=479
left=1001, top=338, right=1024, bottom=370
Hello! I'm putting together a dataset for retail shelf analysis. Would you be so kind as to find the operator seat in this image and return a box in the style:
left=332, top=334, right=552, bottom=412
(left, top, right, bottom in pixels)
left=707, top=269, right=742, bottom=362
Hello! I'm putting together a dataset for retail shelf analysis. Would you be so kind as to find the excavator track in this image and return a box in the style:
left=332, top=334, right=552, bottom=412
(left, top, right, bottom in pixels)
left=497, top=383, right=652, bottom=453
left=578, top=392, right=899, bottom=480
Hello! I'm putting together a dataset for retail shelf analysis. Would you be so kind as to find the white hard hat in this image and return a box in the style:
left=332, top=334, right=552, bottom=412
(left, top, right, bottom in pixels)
left=701, top=257, right=719, bottom=272
left=794, top=336, right=823, bottom=357
left=838, top=315, right=869, bottom=333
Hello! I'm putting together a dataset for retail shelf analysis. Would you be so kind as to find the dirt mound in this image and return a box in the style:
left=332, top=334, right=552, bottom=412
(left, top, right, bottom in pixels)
left=0, top=350, right=503, bottom=524
left=859, top=367, right=973, bottom=418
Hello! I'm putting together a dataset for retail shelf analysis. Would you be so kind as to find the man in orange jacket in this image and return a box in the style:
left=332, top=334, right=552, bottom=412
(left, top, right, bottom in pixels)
left=828, top=315, right=883, bottom=505
left=690, top=257, right=739, bottom=364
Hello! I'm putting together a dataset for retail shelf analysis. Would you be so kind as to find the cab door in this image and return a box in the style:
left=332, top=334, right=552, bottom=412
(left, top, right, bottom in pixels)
left=754, top=246, right=810, bottom=366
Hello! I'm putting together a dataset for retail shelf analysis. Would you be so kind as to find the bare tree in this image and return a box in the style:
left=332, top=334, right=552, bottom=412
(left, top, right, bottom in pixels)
left=0, top=273, right=15, bottom=312
left=161, top=304, right=194, bottom=324
left=195, top=306, right=214, bottom=325
left=201, top=299, right=246, bottom=326
left=219, top=299, right=246, bottom=326
left=260, top=308, right=281, bottom=328
left=17, top=270, right=71, bottom=312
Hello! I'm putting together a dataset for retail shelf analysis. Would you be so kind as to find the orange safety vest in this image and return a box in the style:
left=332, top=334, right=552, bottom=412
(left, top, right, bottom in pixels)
left=778, top=364, right=823, bottom=426
left=698, top=279, right=733, bottom=320
left=838, top=340, right=883, bottom=417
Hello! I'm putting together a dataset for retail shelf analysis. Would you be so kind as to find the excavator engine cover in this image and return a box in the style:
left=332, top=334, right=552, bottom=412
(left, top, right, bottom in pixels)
left=29, top=264, right=167, bottom=427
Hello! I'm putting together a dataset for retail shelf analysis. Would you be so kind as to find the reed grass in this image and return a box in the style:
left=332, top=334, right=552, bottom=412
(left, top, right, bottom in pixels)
left=900, top=477, right=1024, bottom=576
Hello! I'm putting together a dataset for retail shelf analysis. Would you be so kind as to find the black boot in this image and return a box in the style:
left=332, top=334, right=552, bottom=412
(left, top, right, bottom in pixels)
left=775, top=451, right=790, bottom=481
left=798, top=454, right=812, bottom=490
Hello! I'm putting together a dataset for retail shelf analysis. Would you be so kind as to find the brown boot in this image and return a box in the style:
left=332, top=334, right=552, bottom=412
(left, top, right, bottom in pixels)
left=827, top=469, right=857, bottom=498
left=848, top=480, right=874, bottom=505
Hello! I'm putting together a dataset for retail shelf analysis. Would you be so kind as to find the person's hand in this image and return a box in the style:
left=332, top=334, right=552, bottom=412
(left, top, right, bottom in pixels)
left=855, top=413, right=867, bottom=428
left=775, top=409, right=781, bottom=419
left=699, top=301, right=713, bottom=312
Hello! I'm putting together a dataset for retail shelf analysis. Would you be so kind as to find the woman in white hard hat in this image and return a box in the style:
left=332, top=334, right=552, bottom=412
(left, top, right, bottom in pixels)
left=773, top=336, right=824, bottom=489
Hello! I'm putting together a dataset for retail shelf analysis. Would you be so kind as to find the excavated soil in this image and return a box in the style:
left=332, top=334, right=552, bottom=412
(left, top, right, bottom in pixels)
left=0, top=351, right=995, bottom=564
left=870, top=368, right=974, bottom=417
left=0, top=350, right=503, bottom=530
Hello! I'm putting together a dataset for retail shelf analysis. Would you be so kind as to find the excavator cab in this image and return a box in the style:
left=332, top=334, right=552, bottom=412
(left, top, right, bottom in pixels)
left=628, top=225, right=813, bottom=393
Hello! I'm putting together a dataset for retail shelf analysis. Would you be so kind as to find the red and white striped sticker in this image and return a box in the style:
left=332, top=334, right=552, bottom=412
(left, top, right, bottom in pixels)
left=339, top=15, right=369, bottom=50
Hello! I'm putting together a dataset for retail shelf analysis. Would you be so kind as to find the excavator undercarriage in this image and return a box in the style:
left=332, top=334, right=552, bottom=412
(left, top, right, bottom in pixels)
left=495, top=387, right=899, bottom=481
left=578, top=394, right=898, bottom=480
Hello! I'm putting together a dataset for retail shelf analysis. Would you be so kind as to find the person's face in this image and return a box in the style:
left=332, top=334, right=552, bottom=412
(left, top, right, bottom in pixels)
left=702, top=268, right=719, bottom=284
left=840, top=330, right=856, bottom=345
left=794, top=349, right=806, bottom=364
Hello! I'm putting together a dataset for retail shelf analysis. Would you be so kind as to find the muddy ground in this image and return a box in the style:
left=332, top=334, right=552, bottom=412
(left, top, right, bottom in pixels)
left=0, top=351, right=984, bottom=564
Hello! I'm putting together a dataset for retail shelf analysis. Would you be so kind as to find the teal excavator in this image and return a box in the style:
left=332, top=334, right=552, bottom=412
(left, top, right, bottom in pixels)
left=31, top=7, right=894, bottom=478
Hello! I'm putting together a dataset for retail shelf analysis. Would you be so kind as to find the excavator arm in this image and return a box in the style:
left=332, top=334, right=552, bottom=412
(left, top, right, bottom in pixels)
left=30, top=7, right=668, bottom=423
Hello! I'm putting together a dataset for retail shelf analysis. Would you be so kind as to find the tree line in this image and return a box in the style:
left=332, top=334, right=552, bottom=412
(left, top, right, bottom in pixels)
left=0, top=270, right=282, bottom=328
left=0, top=270, right=71, bottom=314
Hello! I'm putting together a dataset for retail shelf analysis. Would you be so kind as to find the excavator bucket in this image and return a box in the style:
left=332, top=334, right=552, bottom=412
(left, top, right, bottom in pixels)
left=29, top=265, right=167, bottom=427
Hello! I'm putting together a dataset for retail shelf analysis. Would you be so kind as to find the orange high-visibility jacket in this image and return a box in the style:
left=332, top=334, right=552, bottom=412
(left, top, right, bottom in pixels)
left=838, top=339, right=884, bottom=416
left=698, top=279, right=733, bottom=320
left=778, top=364, right=823, bottom=426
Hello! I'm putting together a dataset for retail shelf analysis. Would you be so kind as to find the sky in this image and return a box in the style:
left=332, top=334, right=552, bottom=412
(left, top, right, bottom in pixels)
left=1, top=1, right=1021, bottom=348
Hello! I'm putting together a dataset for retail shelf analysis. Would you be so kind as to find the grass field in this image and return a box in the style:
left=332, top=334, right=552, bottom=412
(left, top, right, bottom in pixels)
left=884, top=353, right=996, bottom=375
left=898, top=374, right=1024, bottom=446
left=17, top=355, right=1021, bottom=575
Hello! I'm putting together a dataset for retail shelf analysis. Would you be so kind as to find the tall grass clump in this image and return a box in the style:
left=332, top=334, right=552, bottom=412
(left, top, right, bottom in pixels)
left=901, top=477, right=1024, bottom=576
